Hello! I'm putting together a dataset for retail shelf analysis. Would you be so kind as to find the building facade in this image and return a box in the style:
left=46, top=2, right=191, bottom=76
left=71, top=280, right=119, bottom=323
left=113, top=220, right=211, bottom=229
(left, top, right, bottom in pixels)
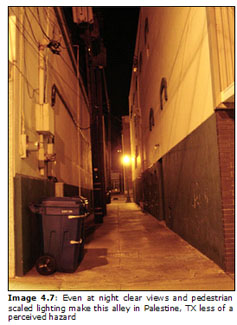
left=129, top=7, right=234, bottom=272
left=9, top=7, right=93, bottom=277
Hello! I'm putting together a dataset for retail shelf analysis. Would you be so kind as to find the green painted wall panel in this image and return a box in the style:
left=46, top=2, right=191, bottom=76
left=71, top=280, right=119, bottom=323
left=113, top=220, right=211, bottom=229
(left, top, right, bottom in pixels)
left=14, top=175, right=55, bottom=276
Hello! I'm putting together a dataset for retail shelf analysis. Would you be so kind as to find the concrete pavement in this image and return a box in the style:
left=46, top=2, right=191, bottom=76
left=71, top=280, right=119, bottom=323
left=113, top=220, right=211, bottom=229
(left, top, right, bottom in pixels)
left=9, top=195, right=234, bottom=291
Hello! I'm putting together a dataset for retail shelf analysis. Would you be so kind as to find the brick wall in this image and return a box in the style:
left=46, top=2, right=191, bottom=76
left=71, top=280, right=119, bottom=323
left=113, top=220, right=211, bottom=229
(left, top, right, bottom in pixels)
left=215, top=109, right=235, bottom=273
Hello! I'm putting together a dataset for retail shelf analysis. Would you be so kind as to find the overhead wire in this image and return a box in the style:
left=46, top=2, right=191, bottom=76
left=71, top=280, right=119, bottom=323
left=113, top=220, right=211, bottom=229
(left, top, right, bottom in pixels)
left=35, top=7, right=51, bottom=41
left=10, top=61, right=39, bottom=100
left=24, top=8, right=38, bottom=45
left=9, top=8, right=39, bottom=100
left=9, top=12, right=41, bottom=101
left=42, top=7, right=67, bottom=49
left=9, top=11, right=81, bottom=98
left=9, top=7, right=38, bottom=48
left=30, top=6, right=67, bottom=51
left=9, top=7, right=92, bottom=132
left=24, top=8, right=85, bottom=94
left=39, top=7, right=89, bottom=107
left=23, top=8, right=39, bottom=100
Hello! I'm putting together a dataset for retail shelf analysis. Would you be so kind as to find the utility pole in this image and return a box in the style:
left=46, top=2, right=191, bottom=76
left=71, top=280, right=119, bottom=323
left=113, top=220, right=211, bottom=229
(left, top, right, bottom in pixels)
left=71, top=8, right=108, bottom=223
left=86, top=23, right=108, bottom=223
left=90, top=65, right=107, bottom=222
left=102, top=68, right=112, bottom=191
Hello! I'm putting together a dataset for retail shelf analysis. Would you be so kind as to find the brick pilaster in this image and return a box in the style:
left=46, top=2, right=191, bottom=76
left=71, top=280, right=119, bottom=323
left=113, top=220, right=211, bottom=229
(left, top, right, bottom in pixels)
left=215, top=109, right=235, bottom=273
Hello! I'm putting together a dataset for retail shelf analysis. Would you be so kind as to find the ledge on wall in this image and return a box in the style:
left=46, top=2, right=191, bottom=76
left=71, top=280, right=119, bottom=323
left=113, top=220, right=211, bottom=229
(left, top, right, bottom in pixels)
left=216, top=82, right=235, bottom=109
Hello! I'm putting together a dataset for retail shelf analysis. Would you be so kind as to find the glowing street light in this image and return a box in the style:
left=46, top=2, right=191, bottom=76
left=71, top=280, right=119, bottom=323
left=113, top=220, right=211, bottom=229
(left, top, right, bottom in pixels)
left=122, top=155, right=131, bottom=165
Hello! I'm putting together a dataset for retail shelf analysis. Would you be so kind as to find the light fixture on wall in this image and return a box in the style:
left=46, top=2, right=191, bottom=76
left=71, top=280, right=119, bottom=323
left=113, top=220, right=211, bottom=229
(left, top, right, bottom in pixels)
left=122, top=155, right=131, bottom=165
left=133, top=56, right=138, bottom=72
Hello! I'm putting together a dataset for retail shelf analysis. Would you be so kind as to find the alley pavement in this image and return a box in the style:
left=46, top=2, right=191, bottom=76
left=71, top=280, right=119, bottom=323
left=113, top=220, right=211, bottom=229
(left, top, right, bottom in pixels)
left=9, top=195, right=234, bottom=291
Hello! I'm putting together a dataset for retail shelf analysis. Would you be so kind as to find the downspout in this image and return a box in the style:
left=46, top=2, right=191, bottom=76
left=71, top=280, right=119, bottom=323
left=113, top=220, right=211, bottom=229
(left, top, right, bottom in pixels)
left=76, top=45, right=82, bottom=196
left=9, top=12, right=17, bottom=279
left=19, top=8, right=26, bottom=158
left=38, top=40, right=48, bottom=176
left=102, top=68, right=111, bottom=190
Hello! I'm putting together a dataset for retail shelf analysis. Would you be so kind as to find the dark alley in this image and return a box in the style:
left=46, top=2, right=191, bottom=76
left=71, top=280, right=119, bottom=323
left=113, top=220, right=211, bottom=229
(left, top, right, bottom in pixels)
left=6, top=5, right=236, bottom=325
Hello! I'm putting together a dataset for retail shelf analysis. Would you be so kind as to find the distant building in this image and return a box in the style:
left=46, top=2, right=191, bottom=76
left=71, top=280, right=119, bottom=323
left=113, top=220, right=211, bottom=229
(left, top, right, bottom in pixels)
left=110, top=145, right=123, bottom=193
left=9, top=7, right=93, bottom=277
left=122, top=116, right=132, bottom=197
left=129, top=7, right=234, bottom=272
left=111, top=171, right=122, bottom=193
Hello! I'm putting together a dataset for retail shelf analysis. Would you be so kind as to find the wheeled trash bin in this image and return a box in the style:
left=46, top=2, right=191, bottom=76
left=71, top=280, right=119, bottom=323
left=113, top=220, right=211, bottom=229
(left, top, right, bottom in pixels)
left=30, top=196, right=89, bottom=275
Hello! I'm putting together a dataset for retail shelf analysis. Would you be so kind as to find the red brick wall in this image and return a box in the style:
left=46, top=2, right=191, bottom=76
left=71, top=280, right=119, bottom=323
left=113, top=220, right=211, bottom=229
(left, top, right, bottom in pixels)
left=215, top=109, right=235, bottom=273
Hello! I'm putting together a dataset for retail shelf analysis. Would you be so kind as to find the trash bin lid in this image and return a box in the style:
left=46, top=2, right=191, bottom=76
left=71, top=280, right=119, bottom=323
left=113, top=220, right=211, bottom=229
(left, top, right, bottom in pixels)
left=41, top=197, right=83, bottom=207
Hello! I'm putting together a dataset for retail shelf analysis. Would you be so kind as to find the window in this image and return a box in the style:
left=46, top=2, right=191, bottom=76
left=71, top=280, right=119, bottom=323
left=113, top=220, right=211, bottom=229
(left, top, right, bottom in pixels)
left=139, top=51, right=143, bottom=72
left=160, top=78, right=168, bottom=110
left=149, top=108, right=154, bottom=131
left=144, top=17, right=149, bottom=45
left=134, top=115, right=137, bottom=138
left=135, top=145, right=138, bottom=168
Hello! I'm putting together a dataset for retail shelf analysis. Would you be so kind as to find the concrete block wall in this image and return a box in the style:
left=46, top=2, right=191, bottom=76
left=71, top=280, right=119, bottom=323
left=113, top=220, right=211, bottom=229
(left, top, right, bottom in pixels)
left=162, top=114, right=226, bottom=269
left=215, top=109, right=235, bottom=273
left=135, top=114, right=228, bottom=270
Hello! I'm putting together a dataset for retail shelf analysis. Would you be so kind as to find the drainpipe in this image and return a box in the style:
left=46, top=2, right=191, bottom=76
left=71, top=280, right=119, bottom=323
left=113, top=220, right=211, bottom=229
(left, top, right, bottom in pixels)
left=39, top=42, right=46, bottom=104
left=76, top=45, right=82, bottom=196
left=38, top=40, right=48, bottom=176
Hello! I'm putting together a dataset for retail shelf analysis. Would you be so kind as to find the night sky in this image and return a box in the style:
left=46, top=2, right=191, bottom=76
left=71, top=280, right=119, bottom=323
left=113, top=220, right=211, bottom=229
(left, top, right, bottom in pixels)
left=96, top=7, right=140, bottom=148
left=64, top=6, right=140, bottom=148
left=97, top=7, right=140, bottom=117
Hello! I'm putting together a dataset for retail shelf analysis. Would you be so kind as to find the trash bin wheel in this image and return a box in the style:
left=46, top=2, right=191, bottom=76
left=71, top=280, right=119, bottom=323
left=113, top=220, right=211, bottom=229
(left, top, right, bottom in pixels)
left=36, top=255, right=56, bottom=276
